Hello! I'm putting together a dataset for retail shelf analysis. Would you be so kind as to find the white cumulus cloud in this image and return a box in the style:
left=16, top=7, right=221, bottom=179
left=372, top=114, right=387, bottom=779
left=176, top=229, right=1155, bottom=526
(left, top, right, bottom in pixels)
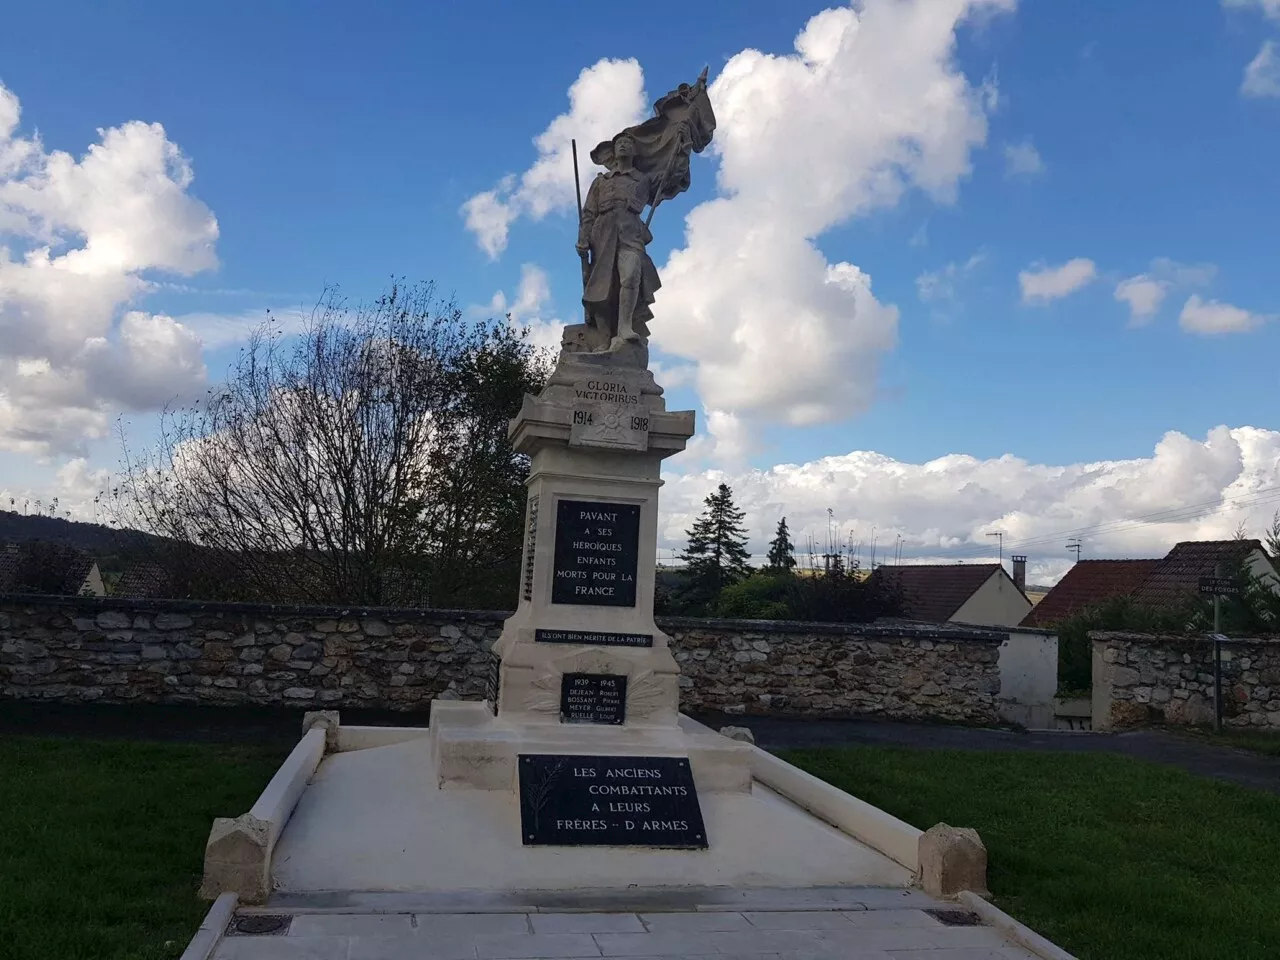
left=1242, top=41, right=1280, bottom=98
left=1114, top=257, right=1217, bottom=324
left=655, top=0, right=1013, bottom=429
left=661, top=425, right=1280, bottom=586
left=1003, top=139, right=1044, bottom=177
left=1018, top=258, right=1097, bottom=303
left=916, top=251, right=986, bottom=303
left=477, top=263, right=564, bottom=354
left=1223, top=0, right=1280, bottom=22
left=1179, top=294, right=1273, bottom=335
left=0, top=80, right=218, bottom=456
left=461, top=59, right=648, bottom=258
left=1114, top=276, right=1167, bottom=322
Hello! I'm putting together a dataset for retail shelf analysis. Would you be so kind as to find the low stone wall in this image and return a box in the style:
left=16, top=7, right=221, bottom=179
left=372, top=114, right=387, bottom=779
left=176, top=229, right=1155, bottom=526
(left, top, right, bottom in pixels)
left=0, top=595, right=1004, bottom=722
left=665, top=616, right=1003, bottom=722
left=1091, top=631, right=1280, bottom=730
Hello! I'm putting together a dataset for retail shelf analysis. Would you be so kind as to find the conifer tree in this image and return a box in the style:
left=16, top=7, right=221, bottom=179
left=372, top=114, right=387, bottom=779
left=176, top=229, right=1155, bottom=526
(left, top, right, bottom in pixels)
left=766, top=516, right=797, bottom=573
left=680, top=483, right=752, bottom=605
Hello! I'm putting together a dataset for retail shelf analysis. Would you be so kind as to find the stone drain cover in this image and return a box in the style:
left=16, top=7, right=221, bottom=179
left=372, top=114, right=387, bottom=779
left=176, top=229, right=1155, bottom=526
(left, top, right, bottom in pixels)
left=926, top=909, right=983, bottom=926
left=226, top=914, right=292, bottom=936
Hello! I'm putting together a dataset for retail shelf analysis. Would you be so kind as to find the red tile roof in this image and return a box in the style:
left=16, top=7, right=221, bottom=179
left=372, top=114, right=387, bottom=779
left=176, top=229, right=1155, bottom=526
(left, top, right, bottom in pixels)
left=1020, top=559, right=1160, bottom=627
left=1134, top=539, right=1265, bottom=607
left=870, top=563, right=1005, bottom=623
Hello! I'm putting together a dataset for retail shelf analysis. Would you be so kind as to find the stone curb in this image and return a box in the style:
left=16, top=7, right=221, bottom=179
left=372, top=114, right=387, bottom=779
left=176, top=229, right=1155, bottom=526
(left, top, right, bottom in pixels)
left=957, top=890, right=1078, bottom=960
left=179, top=892, right=238, bottom=960
left=200, top=726, right=327, bottom=902
left=745, top=743, right=923, bottom=871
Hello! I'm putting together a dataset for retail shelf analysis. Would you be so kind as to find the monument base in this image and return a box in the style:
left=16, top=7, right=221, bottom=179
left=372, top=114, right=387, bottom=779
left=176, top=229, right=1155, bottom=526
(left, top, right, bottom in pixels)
left=428, top=699, right=753, bottom=793
left=265, top=719, right=916, bottom=896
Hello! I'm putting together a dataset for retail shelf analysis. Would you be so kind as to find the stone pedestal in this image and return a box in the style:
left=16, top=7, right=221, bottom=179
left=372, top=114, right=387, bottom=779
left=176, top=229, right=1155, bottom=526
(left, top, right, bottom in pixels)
left=429, top=355, right=752, bottom=806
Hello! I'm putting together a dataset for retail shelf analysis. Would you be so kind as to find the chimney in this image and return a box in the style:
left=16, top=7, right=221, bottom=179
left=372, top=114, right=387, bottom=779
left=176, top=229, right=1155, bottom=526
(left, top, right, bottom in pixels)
left=1010, top=555, right=1027, bottom=592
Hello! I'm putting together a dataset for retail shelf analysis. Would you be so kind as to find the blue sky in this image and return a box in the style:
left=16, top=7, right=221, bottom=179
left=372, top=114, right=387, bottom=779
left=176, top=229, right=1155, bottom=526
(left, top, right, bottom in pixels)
left=1, top=0, right=1278, bottom=580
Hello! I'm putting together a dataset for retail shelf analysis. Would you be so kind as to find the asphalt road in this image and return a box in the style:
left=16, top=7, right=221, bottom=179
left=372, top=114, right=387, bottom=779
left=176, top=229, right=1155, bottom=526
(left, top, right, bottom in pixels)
left=4, top=700, right=1278, bottom=794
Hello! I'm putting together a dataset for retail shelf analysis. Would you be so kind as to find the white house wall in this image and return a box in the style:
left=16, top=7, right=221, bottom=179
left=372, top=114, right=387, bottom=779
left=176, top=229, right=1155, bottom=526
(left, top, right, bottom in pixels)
left=950, top=571, right=1032, bottom=628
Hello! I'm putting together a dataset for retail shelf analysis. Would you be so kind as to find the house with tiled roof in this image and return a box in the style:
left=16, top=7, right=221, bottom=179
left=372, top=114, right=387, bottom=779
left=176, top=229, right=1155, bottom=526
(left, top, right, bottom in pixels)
left=1020, top=539, right=1280, bottom=627
left=869, top=561, right=1032, bottom=627
left=1020, top=559, right=1160, bottom=628
left=0, top=540, right=105, bottom=596
left=1134, top=539, right=1277, bottom=606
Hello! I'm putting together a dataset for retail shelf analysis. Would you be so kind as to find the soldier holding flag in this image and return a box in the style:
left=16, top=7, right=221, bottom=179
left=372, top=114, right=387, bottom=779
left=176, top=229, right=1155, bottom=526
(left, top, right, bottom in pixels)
left=574, top=69, right=716, bottom=353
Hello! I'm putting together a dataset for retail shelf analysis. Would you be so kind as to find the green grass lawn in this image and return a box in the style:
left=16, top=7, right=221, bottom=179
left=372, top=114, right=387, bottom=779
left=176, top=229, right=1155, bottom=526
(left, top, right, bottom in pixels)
left=786, top=747, right=1280, bottom=960
left=0, top=736, right=285, bottom=960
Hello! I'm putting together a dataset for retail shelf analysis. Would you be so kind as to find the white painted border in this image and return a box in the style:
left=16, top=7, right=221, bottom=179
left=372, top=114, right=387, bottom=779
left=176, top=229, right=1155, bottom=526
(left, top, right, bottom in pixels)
left=179, top=892, right=237, bottom=960
left=958, top=891, right=1078, bottom=960
left=746, top=744, right=923, bottom=872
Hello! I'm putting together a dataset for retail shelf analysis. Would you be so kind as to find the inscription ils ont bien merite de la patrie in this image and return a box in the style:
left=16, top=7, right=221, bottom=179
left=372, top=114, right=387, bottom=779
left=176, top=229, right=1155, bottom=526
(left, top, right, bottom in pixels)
left=551, top=499, right=640, bottom=607
left=569, top=378, right=649, bottom=452
left=519, top=754, right=707, bottom=849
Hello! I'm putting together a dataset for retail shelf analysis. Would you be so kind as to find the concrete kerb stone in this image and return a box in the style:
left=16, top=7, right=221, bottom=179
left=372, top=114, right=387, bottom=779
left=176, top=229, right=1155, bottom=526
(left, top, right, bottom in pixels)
left=179, top=892, right=238, bottom=960
left=918, top=823, right=989, bottom=899
left=200, top=726, right=326, bottom=903
left=744, top=743, right=922, bottom=872
left=302, top=709, right=341, bottom=750
left=718, top=725, right=755, bottom=744
left=958, top=890, right=1078, bottom=960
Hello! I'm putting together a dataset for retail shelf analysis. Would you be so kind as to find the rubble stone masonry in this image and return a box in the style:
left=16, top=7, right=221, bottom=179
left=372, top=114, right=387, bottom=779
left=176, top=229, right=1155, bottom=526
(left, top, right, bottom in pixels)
left=1092, top=630, right=1280, bottom=730
left=0, top=595, right=1003, bottom=722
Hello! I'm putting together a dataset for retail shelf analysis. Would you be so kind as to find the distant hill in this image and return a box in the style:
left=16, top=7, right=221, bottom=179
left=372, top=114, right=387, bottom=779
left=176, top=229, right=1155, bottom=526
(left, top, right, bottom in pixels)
left=0, top=511, right=161, bottom=574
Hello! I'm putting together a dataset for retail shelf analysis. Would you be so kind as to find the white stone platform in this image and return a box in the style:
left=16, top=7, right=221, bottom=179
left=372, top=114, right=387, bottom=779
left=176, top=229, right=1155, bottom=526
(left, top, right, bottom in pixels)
left=271, top=734, right=911, bottom=893
left=210, top=888, right=1044, bottom=959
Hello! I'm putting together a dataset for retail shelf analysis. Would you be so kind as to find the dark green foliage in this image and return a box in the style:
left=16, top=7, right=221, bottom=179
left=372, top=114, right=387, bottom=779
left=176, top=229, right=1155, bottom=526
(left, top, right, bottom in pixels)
left=1055, top=595, right=1198, bottom=693
left=677, top=483, right=752, bottom=612
left=713, top=572, right=794, bottom=619
left=765, top=516, right=796, bottom=573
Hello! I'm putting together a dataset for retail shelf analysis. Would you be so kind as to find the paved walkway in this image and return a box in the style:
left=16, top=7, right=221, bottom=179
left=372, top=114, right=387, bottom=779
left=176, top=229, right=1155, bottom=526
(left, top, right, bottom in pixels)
left=214, top=888, right=1041, bottom=959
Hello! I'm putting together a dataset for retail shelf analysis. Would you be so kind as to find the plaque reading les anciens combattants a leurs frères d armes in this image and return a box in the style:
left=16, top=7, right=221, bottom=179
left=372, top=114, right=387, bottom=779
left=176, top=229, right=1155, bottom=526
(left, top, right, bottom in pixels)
left=518, top=754, right=706, bottom=848
left=551, top=499, right=640, bottom=607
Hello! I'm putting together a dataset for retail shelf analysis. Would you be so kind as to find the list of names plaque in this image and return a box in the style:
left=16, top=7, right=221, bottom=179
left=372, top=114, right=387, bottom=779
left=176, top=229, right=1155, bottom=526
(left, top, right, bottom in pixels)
left=551, top=499, right=640, bottom=607
left=560, top=673, right=626, bottom=725
left=518, top=754, right=707, bottom=848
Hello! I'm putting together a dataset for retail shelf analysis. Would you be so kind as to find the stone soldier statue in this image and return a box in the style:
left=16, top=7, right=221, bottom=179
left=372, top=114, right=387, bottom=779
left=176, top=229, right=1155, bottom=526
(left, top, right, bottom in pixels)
left=570, top=69, right=716, bottom=361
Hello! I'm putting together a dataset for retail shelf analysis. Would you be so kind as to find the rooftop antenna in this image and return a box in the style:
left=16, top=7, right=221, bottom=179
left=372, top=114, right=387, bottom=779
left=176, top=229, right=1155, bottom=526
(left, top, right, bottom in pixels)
left=1066, top=538, right=1083, bottom=563
left=987, top=531, right=1005, bottom=566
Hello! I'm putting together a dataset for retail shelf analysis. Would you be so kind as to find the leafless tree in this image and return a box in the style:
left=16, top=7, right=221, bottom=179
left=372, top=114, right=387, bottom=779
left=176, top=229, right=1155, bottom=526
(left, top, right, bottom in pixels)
left=112, top=282, right=549, bottom=607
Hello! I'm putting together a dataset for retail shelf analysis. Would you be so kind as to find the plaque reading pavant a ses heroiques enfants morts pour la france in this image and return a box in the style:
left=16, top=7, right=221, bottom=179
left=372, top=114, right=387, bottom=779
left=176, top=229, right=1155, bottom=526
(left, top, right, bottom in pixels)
left=551, top=499, right=640, bottom=607
left=518, top=754, right=707, bottom=848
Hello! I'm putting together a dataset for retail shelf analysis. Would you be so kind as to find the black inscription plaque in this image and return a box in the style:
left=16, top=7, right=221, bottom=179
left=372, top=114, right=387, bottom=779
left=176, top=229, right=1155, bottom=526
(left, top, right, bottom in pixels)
left=560, top=673, right=626, bottom=725
left=551, top=499, right=640, bottom=607
left=535, top=629, right=653, bottom=648
left=518, top=754, right=707, bottom=848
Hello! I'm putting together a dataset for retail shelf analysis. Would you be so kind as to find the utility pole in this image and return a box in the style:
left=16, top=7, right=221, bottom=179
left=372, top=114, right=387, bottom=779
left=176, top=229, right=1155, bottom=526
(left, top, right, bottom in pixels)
left=1213, top=563, right=1223, bottom=734
left=986, top=531, right=1004, bottom=566
left=1066, top=539, right=1082, bottom=563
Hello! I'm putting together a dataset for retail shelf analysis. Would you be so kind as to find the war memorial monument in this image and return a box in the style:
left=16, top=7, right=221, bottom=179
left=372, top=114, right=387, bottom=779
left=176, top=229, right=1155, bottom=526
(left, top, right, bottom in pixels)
left=193, top=67, right=1020, bottom=960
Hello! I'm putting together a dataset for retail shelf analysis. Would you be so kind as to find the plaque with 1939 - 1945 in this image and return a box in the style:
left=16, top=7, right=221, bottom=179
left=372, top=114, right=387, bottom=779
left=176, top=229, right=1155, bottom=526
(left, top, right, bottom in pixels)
left=518, top=754, right=707, bottom=848
left=551, top=499, right=640, bottom=607
left=560, top=672, right=626, bottom=725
